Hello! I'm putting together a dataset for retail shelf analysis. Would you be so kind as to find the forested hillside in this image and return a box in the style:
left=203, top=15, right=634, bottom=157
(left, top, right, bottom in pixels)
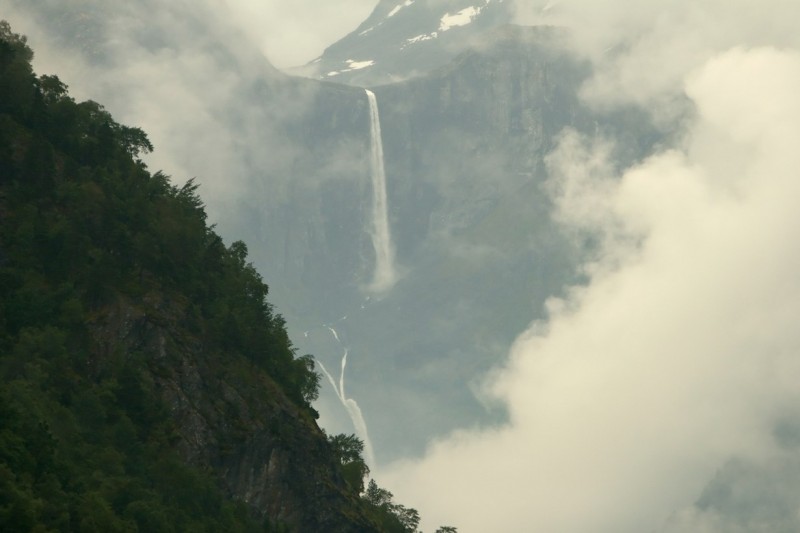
left=0, top=22, right=424, bottom=532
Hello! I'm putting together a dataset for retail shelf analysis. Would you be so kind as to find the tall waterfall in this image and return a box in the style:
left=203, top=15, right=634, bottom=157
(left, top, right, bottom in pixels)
left=365, top=89, right=397, bottom=293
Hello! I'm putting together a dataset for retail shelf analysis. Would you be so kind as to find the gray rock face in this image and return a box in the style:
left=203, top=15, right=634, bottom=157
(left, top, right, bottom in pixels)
left=89, top=295, right=377, bottom=532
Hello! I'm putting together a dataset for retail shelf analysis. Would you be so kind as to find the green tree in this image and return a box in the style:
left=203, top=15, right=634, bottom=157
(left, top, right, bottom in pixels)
left=328, top=433, right=370, bottom=493
left=295, top=353, right=321, bottom=404
left=363, top=479, right=420, bottom=532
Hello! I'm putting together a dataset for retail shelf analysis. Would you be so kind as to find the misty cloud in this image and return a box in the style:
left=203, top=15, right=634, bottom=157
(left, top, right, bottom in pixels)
left=224, top=0, right=377, bottom=68
left=381, top=24, right=800, bottom=533
left=513, top=0, right=800, bottom=115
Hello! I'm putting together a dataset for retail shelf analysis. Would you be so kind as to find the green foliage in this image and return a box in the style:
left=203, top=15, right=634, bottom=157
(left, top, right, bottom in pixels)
left=0, top=21, right=326, bottom=532
left=328, top=433, right=370, bottom=494
left=0, top=19, right=319, bottom=409
left=329, top=433, right=367, bottom=465
left=326, top=433, right=424, bottom=532
left=362, top=479, right=421, bottom=533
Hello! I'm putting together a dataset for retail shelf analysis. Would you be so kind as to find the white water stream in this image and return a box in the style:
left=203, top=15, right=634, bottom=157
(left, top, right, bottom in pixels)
left=365, top=89, right=397, bottom=293
left=310, top=92, right=395, bottom=468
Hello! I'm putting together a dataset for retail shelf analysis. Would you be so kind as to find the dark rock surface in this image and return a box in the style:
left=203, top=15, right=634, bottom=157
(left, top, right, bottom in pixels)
left=89, top=294, right=378, bottom=531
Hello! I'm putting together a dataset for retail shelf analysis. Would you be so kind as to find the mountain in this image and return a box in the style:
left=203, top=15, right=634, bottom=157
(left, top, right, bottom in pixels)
left=5, top=3, right=800, bottom=532
left=0, top=0, right=667, bottom=462
left=256, top=25, right=664, bottom=457
left=299, top=0, right=514, bottom=86
left=0, top=22, right=424, bottom=532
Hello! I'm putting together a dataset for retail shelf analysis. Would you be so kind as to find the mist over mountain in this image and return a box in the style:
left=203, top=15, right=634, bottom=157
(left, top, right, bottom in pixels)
left=4, top=1, right=800, bottom=532
left=286, top=23, right=665, bottom=458
left=299, top=0, right=514, bottom=86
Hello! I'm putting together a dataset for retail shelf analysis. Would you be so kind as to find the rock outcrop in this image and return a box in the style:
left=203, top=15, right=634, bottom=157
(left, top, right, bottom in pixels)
left=89, top=294, right=379, bottom=531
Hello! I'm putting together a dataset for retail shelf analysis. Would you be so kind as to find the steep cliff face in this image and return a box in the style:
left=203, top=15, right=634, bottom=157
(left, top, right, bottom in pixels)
left=375, top=26, right=588, bottom=256
left=89, top=294, right=377, bottom=532
left=238, top=80, right=377, bottom=321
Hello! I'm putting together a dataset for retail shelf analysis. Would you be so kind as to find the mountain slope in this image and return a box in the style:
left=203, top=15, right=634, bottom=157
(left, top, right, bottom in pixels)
left=0, top=22, right=398, bottom=532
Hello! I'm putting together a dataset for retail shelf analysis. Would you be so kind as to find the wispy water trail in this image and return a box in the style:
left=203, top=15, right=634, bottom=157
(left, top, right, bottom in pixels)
left=317, top=326, right=376, bottom=467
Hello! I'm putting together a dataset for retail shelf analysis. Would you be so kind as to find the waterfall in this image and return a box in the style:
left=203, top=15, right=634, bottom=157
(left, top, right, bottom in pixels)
left=365, top=89, right=397, bottom=293
left=317, top=327, right=377, bottom=467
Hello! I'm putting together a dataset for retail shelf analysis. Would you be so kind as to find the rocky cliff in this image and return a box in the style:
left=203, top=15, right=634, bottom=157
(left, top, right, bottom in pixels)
left=89, top=294, right=378, bottom=532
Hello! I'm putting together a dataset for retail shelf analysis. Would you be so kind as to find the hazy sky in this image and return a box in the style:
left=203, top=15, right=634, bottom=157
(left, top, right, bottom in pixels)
left=225, top=0, right=377, bottom=67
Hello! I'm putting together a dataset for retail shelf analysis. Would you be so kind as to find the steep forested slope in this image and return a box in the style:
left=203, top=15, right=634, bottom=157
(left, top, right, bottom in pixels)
left=0, top=22, right=417, bottom=532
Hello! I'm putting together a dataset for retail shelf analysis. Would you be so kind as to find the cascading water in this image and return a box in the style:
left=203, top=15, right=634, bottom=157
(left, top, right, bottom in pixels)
left=317, top=324, right=377, bottom=467
left=310, top=91, right=395, bottom=467
left=365, top=89, right=397, bottom=293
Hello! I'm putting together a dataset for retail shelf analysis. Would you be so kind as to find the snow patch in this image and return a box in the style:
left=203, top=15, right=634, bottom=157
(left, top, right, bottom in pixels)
left=404, top=32, right=439, bottom=47
left=404, top=0, right=493, bottom=49
left=323, top=59, right=376, bottom=78
left=346, top=59, right=375, bottom=70
left=439, top=6, right=482, bottom=31
left=388, top=0, right=415, bottom=18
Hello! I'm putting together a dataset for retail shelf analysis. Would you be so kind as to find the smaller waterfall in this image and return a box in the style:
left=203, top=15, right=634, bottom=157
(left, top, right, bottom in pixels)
left=365, top=89, right=397, bottom=293
left=317, top=326, right=376, bottom=467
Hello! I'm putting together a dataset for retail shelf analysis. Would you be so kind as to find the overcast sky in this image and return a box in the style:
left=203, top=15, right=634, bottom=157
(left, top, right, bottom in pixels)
left=225, top=0, right=377, bottom=67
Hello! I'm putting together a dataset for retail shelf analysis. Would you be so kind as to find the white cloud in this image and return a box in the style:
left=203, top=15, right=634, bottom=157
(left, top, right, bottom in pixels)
left=382, top=39, right=800, bottom=533
left=513, top=0, right=800, bottom=116
left=222, top=0, right=377, bottom=67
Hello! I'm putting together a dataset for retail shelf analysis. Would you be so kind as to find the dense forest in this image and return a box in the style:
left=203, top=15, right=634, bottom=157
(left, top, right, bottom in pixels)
left=0, top=22, right=444, bottom=532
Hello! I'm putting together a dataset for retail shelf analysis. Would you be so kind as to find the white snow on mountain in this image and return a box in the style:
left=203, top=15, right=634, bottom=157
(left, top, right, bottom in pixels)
left=439, top=6, right=483, bottom=31
left=388, top=0, right=416, bottom=18
left=347, top=59, right=376, bottom=70
left=404, top=32, right=439, bottom=47
left=400, top=1, right=495, bottom=48
left=325, top=58, right=376, bottom=77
